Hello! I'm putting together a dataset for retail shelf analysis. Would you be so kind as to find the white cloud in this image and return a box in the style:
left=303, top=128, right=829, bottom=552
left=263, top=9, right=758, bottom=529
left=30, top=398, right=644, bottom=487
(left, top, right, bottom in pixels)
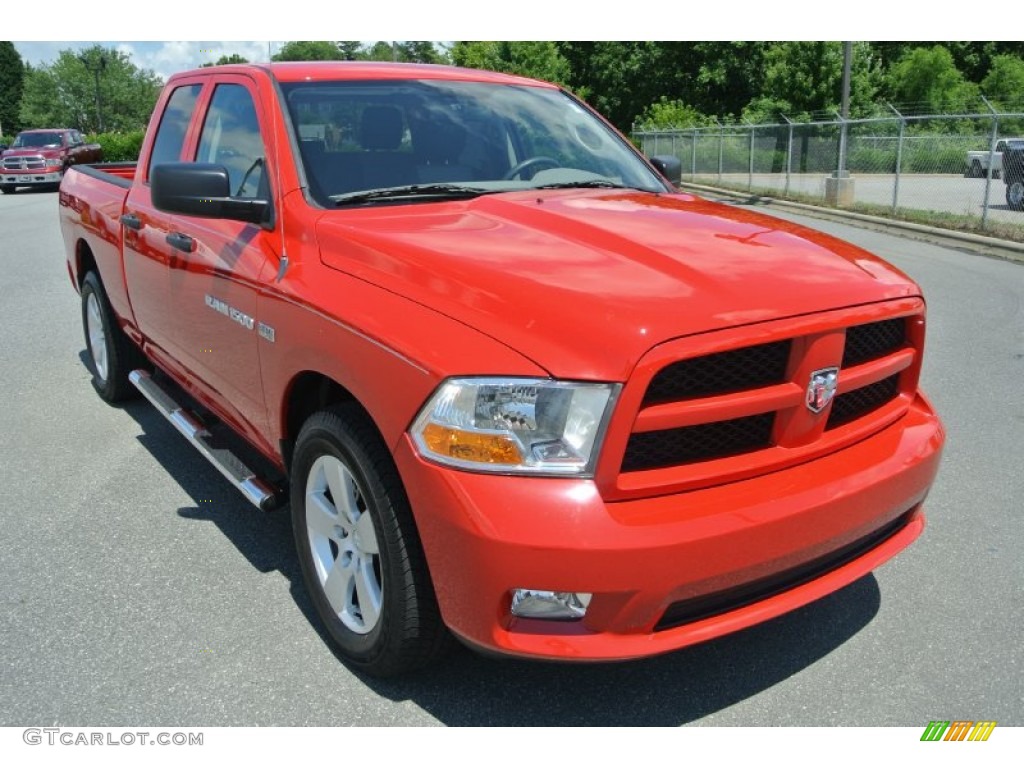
left=12, top=41, right=287, bottom=81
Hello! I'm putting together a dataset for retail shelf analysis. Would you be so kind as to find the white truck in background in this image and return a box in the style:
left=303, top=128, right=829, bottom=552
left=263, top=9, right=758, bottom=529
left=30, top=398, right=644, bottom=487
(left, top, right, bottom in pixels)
left=965, top=138, right=1024, bottom=178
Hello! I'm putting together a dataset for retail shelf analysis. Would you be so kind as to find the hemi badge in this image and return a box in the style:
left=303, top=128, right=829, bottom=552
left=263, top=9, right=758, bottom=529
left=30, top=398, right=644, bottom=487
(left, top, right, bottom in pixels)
left=258, top=322, right=276, bottom=343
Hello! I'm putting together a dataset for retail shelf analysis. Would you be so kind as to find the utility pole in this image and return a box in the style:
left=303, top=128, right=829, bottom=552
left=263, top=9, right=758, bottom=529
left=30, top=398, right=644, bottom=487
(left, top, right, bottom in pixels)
left=827, top=41, right=855, bottom=206
left=838, top=41, right=852, bottom=175
left=79, top=52, right=107, bottom=133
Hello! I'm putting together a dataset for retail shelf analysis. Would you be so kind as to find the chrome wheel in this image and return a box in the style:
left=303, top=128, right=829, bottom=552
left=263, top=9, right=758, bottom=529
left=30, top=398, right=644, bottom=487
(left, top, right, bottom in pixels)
left=291, top=405, right=450, bottom=675
left=86, top=291, right=109, bottom=383
left=305, top=454, right=383, bottom=634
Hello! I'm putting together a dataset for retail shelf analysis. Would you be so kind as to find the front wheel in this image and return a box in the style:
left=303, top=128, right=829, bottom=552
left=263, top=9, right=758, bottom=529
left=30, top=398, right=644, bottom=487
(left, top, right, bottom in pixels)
left=1007, top=181, right=1024, bottom=211
left=0, top=184, right=15, bottom=194
left=290, top=405, right=450, bottom=676
left=969, top=160, right=983, bottom=178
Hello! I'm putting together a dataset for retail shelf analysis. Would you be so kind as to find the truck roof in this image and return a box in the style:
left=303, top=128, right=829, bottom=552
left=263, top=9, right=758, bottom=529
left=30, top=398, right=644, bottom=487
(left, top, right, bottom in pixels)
left=168, top=61, right=559, bottom=89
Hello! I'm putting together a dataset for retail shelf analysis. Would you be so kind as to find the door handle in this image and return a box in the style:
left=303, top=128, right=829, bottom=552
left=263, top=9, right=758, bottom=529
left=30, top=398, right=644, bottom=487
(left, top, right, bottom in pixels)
left=166, top=232, right=196, bottom=253
left=121, top=213, right=142, bottom=231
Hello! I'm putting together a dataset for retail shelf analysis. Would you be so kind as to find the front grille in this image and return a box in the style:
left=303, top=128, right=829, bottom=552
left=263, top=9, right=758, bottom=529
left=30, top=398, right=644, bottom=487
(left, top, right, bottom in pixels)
left=623, top=413, right=774, bottom=472
left=2, top=155, right=46, bottom=171
left=654, top=507, right=916, bottom=631
left=643, top=340, right=791, bottom=405
left=826, top=374, right=900, bottom=429
left=616, top=307, right=920, bottom=490
left=843, top=318, right=905, bottom=368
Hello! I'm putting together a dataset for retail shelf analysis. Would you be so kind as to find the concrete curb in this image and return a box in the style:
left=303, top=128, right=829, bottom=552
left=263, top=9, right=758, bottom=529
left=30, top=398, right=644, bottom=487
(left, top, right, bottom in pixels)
left=678, top=181, right=1024, bottom=265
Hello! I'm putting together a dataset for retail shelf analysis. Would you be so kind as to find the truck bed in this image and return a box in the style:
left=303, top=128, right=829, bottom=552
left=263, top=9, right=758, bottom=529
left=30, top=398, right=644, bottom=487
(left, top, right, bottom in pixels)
left=59, top=163, right=138, bottom=325
left=69, top=162, right=138, bottom=188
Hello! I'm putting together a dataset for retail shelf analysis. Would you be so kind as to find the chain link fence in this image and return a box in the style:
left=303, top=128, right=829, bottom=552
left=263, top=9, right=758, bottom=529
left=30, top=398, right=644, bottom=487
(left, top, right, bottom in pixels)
left=634, top=108, right=1024, bottom=241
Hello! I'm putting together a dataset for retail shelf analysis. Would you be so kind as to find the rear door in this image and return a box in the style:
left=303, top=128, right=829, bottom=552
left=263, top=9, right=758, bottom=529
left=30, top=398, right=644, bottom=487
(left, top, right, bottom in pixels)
left=122, top=78, right=206, bottom=359
left=162, top=75, right=277, bottom=448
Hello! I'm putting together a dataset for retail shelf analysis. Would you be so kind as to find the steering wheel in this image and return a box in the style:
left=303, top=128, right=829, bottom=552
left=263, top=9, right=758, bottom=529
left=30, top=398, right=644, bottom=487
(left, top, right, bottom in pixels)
left=502, top=156, right=560, bottom=181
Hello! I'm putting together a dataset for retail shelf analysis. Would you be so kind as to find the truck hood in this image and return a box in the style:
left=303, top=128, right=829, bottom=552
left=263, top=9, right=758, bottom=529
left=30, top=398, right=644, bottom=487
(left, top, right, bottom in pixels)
left=316, top=190, right=919, bottom=380
left=3, top=147, right=63, bottom=158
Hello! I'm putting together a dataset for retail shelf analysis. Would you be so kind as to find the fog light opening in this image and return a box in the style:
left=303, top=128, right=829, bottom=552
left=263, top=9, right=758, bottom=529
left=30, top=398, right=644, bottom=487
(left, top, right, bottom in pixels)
left=510, top=589, right=592, bottom=620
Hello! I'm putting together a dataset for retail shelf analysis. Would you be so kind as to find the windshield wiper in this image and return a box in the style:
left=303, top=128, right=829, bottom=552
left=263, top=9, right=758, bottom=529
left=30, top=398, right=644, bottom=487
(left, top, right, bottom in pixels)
left=531, top=179, right=636, bottom=190
left=331, top=184, right=493, bottom=206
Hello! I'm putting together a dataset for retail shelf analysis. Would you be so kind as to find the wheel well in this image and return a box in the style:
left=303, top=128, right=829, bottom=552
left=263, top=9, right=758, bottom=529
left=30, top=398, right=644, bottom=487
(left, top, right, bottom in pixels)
left=76, top=240, right=96, bottom=288
left=282, top=372, right=362, bottom=471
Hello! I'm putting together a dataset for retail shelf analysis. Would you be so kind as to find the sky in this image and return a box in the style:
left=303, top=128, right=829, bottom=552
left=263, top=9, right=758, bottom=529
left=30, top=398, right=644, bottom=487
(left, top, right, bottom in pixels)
left=14, top=42, right=288, bottom=80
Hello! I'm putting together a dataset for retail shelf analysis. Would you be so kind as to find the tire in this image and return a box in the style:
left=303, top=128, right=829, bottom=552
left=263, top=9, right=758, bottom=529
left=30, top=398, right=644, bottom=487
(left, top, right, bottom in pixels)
left=81, top=271, right=145, bottom=402
left=969, top=160, right=983, bottom=178
left=1007, top=181, right=1024, bottom=211
left=0, top=184, right=15, bottom=194
left=290, top=404, right=450, bottom=676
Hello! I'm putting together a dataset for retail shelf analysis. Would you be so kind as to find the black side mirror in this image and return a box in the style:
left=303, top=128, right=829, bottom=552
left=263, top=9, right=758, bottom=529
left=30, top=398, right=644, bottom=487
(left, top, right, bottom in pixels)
left=649, top=155, right=682, bottom=185
left=151, top=162, right=271, bottom=226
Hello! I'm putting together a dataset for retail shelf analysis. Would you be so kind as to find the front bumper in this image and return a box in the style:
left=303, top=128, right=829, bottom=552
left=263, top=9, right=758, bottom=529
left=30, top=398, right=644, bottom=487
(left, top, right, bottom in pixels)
left=1, top=171, right=62, bottom=187
left=395, top=391, right=944, bottom=660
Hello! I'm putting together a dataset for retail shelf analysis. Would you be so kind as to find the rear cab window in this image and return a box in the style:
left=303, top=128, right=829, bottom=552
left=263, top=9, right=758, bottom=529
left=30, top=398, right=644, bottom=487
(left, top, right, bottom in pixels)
left=147, top=84, right=203, bottom=179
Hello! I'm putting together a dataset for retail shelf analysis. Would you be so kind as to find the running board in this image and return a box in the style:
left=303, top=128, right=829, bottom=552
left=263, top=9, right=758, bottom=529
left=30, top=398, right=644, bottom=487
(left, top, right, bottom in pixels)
left=129, top=370, right=281, bottom=512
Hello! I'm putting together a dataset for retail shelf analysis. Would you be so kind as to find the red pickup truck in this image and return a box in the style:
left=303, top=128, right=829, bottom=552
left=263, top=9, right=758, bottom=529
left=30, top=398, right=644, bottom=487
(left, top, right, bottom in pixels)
left=2, top=128, right=102, bottom=192
left=59, top=62, right=944, bottom=676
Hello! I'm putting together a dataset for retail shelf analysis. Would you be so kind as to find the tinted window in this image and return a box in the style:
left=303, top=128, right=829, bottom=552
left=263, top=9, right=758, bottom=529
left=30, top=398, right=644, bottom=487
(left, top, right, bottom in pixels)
left=196, top=83, right=267, bottom=198
left=281, top=80, right=664, bottom=206
left=148, top=84, right=202, bottom=175
left=13, top=132, right=62, bottom=148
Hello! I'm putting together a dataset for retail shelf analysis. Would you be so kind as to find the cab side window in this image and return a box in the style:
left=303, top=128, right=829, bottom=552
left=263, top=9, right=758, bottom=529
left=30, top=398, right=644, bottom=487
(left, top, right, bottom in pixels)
left=148, top=84, right=202, bottom=177
left=197, top=84, right=267, bottom=199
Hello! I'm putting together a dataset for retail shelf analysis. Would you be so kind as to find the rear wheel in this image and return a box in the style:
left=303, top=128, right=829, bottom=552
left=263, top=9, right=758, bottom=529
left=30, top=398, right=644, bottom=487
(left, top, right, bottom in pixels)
left=290, top=405, right=450, bottom=676
left=969, top=160, right=983, bottom=178
left=1007, top=181, right=1024, bottom=211
left=81, top=271, right=145, bottom=402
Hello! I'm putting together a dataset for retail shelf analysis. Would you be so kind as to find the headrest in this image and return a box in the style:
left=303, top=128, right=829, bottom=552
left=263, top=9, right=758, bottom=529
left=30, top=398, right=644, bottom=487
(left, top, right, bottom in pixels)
left=360, top=106, right=403, bottom=151
left=413, top=118, right=467, bottom=164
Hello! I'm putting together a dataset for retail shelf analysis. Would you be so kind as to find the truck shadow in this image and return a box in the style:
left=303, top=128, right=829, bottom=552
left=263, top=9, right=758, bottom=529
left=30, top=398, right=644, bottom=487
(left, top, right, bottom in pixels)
left=119, top=395, right=881, bottom=727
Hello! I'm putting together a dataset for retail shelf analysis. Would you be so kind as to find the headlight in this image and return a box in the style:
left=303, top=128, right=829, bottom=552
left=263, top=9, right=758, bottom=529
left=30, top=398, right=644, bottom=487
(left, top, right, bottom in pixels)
left=410, top=377, right=619, bottom=476
left=46, top=157, right=63, bottom=167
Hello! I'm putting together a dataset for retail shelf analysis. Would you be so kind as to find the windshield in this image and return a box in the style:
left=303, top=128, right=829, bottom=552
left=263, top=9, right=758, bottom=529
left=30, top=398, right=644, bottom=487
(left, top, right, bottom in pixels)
left=13, top=132, right=63, bottom=148
left=280, top=79, right=667, bottom=206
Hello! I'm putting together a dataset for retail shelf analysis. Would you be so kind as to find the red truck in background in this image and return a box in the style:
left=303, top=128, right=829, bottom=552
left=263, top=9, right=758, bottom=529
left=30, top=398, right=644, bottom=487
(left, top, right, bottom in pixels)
left=2, top=128, right=102, bottom=192
left=58, top=62, right=944, bottom=677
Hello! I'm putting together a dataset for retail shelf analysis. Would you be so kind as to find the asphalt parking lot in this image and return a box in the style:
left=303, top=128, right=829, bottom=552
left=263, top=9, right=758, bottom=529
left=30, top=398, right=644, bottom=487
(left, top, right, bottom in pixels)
left=0, top=187, right=1021, bottom=726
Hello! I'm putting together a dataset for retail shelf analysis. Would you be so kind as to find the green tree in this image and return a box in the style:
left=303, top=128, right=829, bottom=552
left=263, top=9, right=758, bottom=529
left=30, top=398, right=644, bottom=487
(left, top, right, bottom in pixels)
left=558, top=42, right=768, bottom=130
left=981, top=54, right=1024, bottom=108
left=0, top=41, right=25, bottom=135
left=635, top=97, right=711, bottom=129
left=396, top=41, right=446, bottom=64
left=361, top=41, right=446, bottom=64
left=690, top=42, right=769, bottom=118
left=365, top=41, right=393, bottom=61
left=760, top=42, right=880, bottom=118
left=887, top=45, right=978, bottom=113
left=200, top=53, right=249, bottom=67
left=558, top=42, right=663, bottom=129
left=337, top=41, right=364, bottom=61
left=872, top=42, right=1024, bottom=84
left=451, top=41, right=570, bottom=85
left=19, top=45, right=161, bottom=133
left=272, top=41, right=345, bottom=61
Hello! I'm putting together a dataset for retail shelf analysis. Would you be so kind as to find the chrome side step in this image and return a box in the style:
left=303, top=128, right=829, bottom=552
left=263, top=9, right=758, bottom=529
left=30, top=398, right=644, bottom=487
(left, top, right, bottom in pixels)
left=129, top=370, right=280, bottom=512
